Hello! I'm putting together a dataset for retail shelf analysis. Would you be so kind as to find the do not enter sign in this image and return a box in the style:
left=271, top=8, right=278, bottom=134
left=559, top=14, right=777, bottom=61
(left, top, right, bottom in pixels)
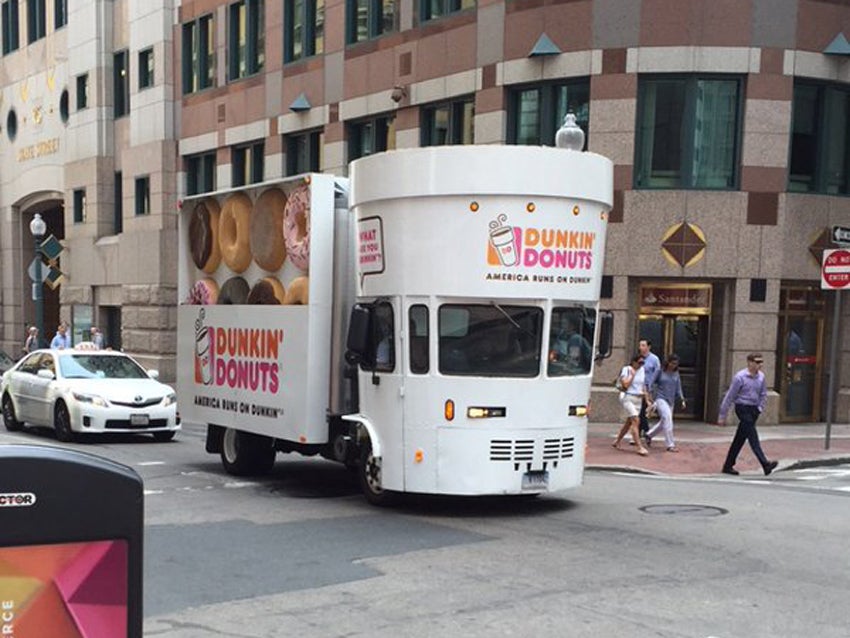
left=822, top=249, right=850, bottom=289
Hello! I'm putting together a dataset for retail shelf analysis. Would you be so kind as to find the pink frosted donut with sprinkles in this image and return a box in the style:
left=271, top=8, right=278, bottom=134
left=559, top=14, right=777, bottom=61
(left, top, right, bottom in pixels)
left=185, top=278, right=219, bottom=305
left=283, top=184, right=311, bottom=272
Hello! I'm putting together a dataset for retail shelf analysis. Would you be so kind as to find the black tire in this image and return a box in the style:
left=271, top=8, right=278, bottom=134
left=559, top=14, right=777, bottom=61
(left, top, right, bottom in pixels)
left=54, top=402, right=75, bottom=443
left=358, top=441, right=394, bottom=506
left=2, top=394, right=22, bottom=432
left=152, top=430, right=176, bottom=442
left=220, top=428, right=276, bottom=476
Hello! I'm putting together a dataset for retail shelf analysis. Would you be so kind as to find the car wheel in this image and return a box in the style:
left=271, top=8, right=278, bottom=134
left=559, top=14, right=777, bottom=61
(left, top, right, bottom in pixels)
left=54, top=402, right=75, bottom=443
left=2, top=394, right=22, bottom=432
left=152, top=430, right=176, bottom=442
left=359, top=441, right=394, bottom=507
left=220, top=428, right=275, bottom=476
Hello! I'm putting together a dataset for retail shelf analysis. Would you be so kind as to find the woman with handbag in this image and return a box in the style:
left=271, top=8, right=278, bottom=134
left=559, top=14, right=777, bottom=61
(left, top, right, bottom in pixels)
left=612, top=353, right=650, bottom=456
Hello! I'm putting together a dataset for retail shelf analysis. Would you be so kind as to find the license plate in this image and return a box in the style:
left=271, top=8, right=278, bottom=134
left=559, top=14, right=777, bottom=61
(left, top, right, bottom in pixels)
left=521, top=470, right=549, bottom=491
left=130, top=414, right=150, bottom=426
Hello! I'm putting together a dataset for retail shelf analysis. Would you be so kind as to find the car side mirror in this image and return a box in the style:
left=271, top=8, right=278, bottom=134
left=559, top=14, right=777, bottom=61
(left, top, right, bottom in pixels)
left=37, top=368, right=55, bottom=380
left=595, top=311, right=614, bottom=361
left=148, top=369, right=160, bottom=379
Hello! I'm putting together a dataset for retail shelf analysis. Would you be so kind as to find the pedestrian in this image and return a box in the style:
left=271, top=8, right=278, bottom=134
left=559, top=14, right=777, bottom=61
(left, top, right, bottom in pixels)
left=646, top=354, right=686, bottom=452
left=637, top=338, right=661, bottom=441
left=91, top=326, right=104, bottom=349
left=50, top=323, right=71, bottom=349
left=23, top=326, right=39, bottom=354
left=716, top=352, right=778, bottom=476
left=612, top=353, right=649, bottom=456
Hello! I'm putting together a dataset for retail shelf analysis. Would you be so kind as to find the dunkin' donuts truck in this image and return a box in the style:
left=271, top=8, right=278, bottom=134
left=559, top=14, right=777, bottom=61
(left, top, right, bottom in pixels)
left=177, top=142, right=612, bottom=504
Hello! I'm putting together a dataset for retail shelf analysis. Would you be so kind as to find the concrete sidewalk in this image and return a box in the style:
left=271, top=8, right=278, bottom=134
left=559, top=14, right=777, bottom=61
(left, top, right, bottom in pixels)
left=586, top=420, right=850, bottom=476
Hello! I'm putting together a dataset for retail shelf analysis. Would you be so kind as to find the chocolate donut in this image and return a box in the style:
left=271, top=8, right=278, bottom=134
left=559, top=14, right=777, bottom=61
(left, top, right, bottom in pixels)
left=247, top=277, right=286, bottom=305
left=219, top=192, right=253, bottom=273
left=188, top=198, right=222, bottom=274
left=284, top=276, right=309, bottom=305
left=250, top=188, right=287, bottom=272
left=217, top=276, right=250, bottom=305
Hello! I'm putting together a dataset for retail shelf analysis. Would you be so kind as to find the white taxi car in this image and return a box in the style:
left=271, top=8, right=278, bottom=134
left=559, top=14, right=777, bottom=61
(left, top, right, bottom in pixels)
left=1, top=348, right=179, bottom=442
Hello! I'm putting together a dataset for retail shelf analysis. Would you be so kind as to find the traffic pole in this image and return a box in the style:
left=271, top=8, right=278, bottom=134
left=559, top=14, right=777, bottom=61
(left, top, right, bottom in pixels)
left=824, top=290, right=841, bottom=450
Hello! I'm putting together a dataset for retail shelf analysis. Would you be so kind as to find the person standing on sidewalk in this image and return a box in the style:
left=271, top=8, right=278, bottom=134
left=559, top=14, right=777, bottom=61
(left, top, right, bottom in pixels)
left=716, top=352, right=778, bottom=476
left=638, top=339, right=661, bottom=442
left=612, top=354, right=649, bottom=456
left=646, top=354, right=686, bottom=452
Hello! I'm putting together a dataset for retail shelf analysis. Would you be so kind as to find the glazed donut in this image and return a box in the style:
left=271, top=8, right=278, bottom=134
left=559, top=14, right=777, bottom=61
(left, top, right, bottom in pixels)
left=250, top=188, right=287, bottom=272
left=217, top=276, right=250, bottom=305
left=186, top=278, right=219, bottom=305
left=219, top=192, right=253, bottom=273
left=247, top=277, right=286, bottom=305
left=284, top=276, right=309, bottom=305
left=188, top=198, right=222, bottom=274
left=283, top=184, right=311, bottom=272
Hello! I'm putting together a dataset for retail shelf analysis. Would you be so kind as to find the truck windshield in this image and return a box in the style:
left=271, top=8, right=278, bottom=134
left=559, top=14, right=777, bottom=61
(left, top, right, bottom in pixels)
left=548, top=307, right=595, bottom=377
left=438, top=304, right=542, bottom=377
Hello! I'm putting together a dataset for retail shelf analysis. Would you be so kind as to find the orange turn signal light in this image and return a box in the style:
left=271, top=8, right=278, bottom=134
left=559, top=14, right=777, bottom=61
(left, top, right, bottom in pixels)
left=444, top=399, right=455, bottom=421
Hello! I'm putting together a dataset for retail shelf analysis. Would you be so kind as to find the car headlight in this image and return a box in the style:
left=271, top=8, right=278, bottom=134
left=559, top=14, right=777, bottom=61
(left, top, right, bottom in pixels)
left=161, top=393, right=177, bottom=407
left=72, top=392, right=109, bottom=408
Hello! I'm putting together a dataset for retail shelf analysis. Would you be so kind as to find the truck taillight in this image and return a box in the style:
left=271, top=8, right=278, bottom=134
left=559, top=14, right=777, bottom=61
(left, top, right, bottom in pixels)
left=444, top=399, right=455, bottom=421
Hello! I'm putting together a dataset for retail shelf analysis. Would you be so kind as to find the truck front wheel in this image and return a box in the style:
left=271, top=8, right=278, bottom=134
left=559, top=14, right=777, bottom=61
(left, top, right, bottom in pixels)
left=220, top=428, right=276, bottom=476
left=359, top=442, right=394, bottom=506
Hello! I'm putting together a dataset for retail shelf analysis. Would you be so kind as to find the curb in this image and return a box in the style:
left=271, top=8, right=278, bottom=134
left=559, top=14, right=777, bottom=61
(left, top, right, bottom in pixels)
left=587, top=455, right=850, bottom=477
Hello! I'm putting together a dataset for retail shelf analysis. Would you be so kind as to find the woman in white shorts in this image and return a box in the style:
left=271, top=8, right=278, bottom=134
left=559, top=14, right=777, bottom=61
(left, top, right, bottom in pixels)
left=612, top=353, right=649, bottom=456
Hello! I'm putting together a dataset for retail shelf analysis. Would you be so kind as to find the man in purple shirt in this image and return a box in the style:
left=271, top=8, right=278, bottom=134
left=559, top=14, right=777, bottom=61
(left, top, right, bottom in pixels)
left=716, top=352, right=777, bottom=476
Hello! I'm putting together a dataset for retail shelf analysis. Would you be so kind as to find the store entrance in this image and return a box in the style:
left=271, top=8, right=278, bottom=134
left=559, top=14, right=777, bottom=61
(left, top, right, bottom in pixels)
left=777, top=286, right=824, bottom=422
left=638, top=315, right=708, bottom=420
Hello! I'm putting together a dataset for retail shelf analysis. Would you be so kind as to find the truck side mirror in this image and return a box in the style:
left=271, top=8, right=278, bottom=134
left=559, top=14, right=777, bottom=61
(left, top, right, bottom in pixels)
left=345, top=304, right=371, bottom=365
left=595, top=310, right=613, bottom=361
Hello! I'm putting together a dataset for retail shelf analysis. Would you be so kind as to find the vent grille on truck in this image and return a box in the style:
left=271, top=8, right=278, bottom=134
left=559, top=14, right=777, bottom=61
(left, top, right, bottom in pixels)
left=490, top=437, right=575, bottom=462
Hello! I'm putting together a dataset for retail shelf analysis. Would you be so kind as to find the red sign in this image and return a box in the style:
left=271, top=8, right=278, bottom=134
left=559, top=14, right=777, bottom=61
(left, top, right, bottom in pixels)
left=822, top=249, right=850, bottom=290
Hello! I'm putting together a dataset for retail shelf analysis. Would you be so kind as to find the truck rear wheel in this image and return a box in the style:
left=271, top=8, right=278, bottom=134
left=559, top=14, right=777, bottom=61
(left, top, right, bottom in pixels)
left=220, top=428, right=276, bottom=476
left=359, top=441, right=394, bottom=506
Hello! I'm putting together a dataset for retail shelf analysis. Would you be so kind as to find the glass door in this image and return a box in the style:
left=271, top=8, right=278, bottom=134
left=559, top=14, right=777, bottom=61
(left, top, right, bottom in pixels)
left=778, top=316, right=822, bottom=421
left=638, top=314, right=708, bottom=419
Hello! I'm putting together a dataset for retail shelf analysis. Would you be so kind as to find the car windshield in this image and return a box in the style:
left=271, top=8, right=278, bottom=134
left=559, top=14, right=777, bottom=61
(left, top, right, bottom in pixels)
left=438, top=304, right=542, bottom=377
left=59, top=354, right=150, bottom=380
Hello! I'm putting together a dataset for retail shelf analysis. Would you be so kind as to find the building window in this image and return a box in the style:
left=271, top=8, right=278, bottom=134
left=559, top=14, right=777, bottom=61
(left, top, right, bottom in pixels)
left=232, top=141, right=264, bottom=187
left=348, top=115, right=394, bottom=161
left=26, top=0, right=45, bottom=43
left=135, top=176, right=150, bottom=216
left=228, top=0, right=265, bottom=81
left=508, top=79, right=589, bottom=148
left=2, top=0, right=19, bottom=54
left=286, top=130, right=322, bottom=175
left=346, top=0, right=397, bottom=44
left=113, top=50, right=130, bottom=118
left=76, top=74, right=88, bottom=109
left=420, top=0, right=474, bottom=22
left=284, top=0, right=324, bottom=63
left=55, top=0, right=67, bottom=28
left=182, top=14, right=215, bottom=94
left=635, top=75, right=742, bottom=190
left=138, top=47, right=154, bottom=90
left=73, top=189, right=86, bottom=223
left=186, top=152, right=216, bottom=196
left=114, top=172, right=123, bottom=234
left=789, top=81, right=850, bottom=195
left=421, top=97, right=474, bottom=146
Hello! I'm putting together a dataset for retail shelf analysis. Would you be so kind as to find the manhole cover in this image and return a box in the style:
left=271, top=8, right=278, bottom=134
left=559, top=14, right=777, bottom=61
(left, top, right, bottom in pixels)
left=640, top=504, right=728, bottom=517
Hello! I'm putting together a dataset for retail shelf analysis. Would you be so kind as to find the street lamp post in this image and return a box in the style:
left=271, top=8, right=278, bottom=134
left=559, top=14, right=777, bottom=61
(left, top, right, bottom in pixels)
left=29, top=213, right=47, bottom=349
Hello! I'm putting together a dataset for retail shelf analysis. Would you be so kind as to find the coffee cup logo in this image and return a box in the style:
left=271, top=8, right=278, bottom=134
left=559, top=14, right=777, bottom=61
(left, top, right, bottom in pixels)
left=489, top=214, right=519, bottom=266
left=194, top=310, right=213, bottom=385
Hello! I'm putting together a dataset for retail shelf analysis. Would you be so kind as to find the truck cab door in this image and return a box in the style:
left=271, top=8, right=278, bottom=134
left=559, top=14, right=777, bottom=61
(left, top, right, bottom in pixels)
left=356, top=299, right=405, bottom=492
